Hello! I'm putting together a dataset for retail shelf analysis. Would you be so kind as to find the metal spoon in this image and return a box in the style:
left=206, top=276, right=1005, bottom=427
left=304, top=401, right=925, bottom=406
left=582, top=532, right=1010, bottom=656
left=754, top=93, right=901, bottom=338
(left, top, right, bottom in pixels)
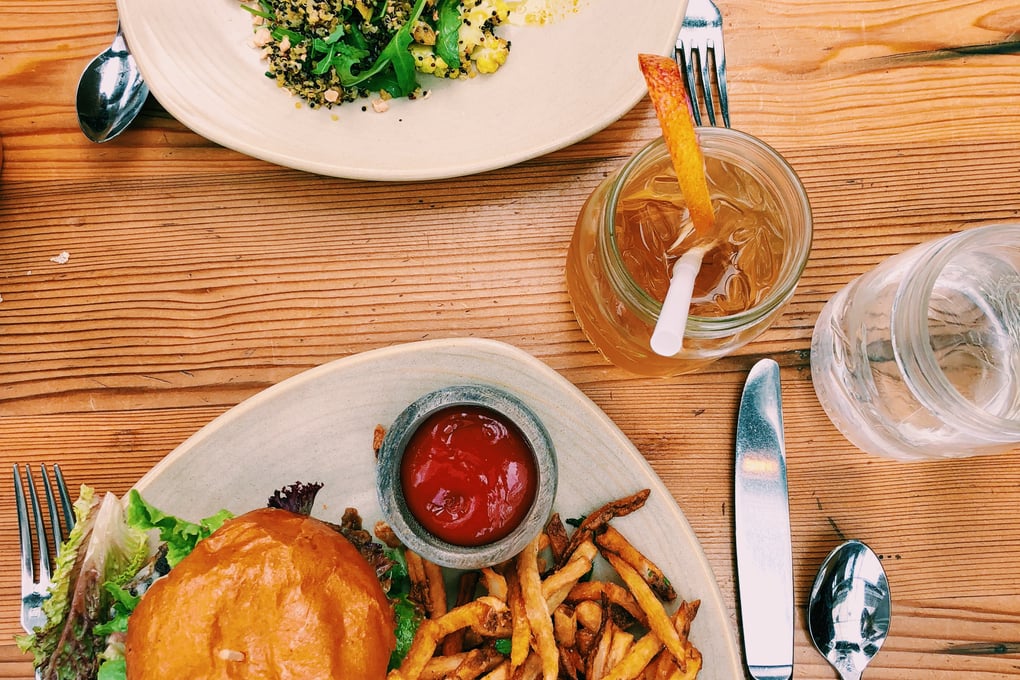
left=75, top=22, right=149, bottom=143
left=808, top=540, right=891, bottom=680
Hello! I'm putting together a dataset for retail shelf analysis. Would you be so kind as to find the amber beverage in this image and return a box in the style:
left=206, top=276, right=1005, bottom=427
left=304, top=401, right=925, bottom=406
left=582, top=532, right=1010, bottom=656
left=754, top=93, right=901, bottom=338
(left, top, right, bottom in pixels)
left=566, top=128, right=812, bottom=377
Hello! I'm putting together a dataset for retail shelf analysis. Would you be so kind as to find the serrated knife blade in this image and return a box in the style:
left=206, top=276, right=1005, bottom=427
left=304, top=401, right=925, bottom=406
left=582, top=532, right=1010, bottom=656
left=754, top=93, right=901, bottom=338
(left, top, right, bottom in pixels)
left=735, top=358, right=793, bottom=680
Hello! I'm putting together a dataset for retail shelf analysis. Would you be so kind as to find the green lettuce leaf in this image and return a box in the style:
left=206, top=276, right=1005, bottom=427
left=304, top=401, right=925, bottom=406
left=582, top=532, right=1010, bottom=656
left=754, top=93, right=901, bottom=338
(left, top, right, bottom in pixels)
left=125, top=490, right=232, bottom=567
left=384, top=547, right=423, bottom=670
left=96, top=658, right=125, bottom=680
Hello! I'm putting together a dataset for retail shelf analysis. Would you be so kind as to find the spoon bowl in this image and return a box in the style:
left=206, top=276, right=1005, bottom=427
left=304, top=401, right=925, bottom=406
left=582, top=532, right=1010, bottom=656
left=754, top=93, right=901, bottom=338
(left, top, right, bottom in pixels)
left=76, top=22, right=149, bottom=143
left=808, top=539, right=891, bottom=680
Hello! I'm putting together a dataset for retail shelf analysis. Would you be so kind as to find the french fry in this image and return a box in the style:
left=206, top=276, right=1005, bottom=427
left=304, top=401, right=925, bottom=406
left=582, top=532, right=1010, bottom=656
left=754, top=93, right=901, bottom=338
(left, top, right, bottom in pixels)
left=649, top=643, right=702, bottom=680
left=559, top=645, right=585, bottom=680
left=557, top=489, right=650, bottom=568
left=566, top=581, right=646, bottom=626
left=406, top=549, right=450, bottom=621
left=600, top=631, right=663, bottom=680
left=405, top=549, right=429, bottom=609
left=608, top=629, right=635, bottom=671
left=545, top=512, right=570, bottom=564
left=455, top=571, right=482, bottom=604
left=452, top=646, right=505, bottom=679
left=515, top=652, right=545, bottom=680
left=673, top=600, right=700, bottom=640
left=587, top=618, right=616, bottom=680
left=604, top=553, right=686, bottom=668
left=552, top=604, right=577, bottom=649
left=576, top=627, right=598, bottom=658
left=542, top=540, right=598, bottom=608
left=651, top=645, right=702, bottom=680
left=517, top=535, right=559, bottom=680
left=506, top=565, right=531, bottom=671
left=391, top=598, right=509, bottom=680
left=479, top=567, right=507, bottom=601
left=444, top=571, right=482, bottom=655
left=596, top=526, right=676, bottom=602
left=424, top=558, right=449, bottom=618
left=663, top=600, right=703, bottom=680
left=478, top=659, right=510, bottom=680
left=575, top=599, right=604, bottom=633
left=420, top=652, right=470, bottom=680
left=645, top=600, right=702, bottom=680
left=471, top=600, right=512, bottom=638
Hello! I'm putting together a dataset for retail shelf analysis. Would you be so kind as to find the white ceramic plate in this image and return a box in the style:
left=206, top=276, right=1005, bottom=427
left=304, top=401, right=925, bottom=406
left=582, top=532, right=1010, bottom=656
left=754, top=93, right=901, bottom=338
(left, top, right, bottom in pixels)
left=134, top=338, right=741, bottom=677
left=116, top=0, right=687, bottom=181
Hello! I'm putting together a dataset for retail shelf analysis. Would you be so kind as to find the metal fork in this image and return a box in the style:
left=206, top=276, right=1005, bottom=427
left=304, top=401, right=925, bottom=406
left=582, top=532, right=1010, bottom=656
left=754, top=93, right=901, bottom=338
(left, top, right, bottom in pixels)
left=14, top=464, right=75, bottom=638
left=675, top=0, right=730, bottom=127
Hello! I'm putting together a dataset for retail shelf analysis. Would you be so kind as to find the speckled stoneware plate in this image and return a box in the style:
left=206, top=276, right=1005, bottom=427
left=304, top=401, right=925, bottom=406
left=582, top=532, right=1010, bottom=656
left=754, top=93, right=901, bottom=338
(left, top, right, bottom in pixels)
left=134, top=337, right=741, bottom=677
left=116, top=0, right=687, bottom=181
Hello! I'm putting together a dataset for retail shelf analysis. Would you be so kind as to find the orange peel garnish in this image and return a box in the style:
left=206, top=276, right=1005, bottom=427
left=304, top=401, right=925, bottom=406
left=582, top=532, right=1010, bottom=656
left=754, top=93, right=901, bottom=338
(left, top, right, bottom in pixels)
left=638, top=53, right=715, bottom=238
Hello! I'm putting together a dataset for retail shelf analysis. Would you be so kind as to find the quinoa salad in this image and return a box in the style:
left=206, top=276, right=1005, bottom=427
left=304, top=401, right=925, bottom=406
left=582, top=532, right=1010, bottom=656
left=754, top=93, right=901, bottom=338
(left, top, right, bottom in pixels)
left=242, top=0, right=514, bottom=110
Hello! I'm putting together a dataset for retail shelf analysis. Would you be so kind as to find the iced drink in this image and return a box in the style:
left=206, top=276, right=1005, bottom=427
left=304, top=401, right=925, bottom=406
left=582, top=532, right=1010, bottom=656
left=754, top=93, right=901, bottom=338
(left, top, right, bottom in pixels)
left=566, top=128, right=812, bottom=376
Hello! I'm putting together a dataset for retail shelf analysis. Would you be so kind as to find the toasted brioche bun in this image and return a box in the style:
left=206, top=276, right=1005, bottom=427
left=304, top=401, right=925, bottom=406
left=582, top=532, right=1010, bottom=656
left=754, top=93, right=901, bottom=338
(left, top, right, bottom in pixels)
left=125, top=507, right=395, bottom=679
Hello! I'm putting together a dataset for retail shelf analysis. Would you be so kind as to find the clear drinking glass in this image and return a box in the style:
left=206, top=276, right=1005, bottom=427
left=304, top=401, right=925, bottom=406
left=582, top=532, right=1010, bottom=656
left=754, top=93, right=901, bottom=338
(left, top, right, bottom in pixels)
left=811, top=224, right=1020, bottom=460
left=565, top=128, right=813, bottom=377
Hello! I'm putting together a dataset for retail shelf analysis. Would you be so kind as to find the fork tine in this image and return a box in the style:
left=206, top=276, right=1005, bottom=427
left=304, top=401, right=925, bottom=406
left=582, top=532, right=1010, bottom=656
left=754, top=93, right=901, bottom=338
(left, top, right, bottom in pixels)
left=697, top=47, right=717, bottom=126
left=41, top=465, right=67, bottom=552
left=712, top=38, right=730, bottom=127
left=25, top=466, right=52, bottom=583
left=14, top=466, right=35, bottom=589
left=53, top=464, right=76, bottom=538
left=677, top=42, right=702, bottom=126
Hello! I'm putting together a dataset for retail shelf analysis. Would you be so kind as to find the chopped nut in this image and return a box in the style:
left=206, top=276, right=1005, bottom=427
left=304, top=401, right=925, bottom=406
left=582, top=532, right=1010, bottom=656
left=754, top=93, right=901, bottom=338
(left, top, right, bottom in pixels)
left=252, top=27, right=272, bottom=48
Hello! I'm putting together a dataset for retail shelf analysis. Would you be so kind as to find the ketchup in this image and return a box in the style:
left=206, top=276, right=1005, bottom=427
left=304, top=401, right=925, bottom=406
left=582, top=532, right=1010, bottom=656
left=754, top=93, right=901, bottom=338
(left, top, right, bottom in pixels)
left=400, top=405, right=538, bottom=547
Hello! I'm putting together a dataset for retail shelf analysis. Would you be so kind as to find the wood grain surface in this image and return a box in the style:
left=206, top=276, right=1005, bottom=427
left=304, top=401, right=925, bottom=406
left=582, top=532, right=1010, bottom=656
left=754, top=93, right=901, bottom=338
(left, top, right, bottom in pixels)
left=2, top=0, right=1020, bottom=677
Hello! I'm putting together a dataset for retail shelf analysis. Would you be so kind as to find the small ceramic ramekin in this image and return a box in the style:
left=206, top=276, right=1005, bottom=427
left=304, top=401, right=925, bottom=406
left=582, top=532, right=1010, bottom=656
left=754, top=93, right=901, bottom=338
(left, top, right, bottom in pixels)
left=376, top=384, right=557, bottom=569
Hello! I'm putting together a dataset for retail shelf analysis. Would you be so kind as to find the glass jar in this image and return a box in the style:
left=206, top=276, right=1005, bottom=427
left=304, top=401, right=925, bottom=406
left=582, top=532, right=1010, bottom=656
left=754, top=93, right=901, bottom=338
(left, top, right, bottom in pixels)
left=565, top=128, right=813, bottom=376
left=811, top=224, right=1020, bottom=460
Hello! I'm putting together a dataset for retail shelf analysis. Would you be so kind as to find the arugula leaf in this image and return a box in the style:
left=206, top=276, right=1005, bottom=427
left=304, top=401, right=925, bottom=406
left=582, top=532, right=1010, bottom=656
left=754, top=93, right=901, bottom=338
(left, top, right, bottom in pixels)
left=339, top=0, right=428, bottom=94
left=271, top=26, right=306, bottom=45
left=239, top=3, right=273, bottom=20
left=436, top=0, right=462, bottom=69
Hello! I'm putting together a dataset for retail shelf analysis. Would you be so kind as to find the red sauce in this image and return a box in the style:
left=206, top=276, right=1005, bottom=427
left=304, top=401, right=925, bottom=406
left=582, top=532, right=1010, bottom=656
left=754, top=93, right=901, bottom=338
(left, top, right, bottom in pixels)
left=400, top=405, right=538, bottom=547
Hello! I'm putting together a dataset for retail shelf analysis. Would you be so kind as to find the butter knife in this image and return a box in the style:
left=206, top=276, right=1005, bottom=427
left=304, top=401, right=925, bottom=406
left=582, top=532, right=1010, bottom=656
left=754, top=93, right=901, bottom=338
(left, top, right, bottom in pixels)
left=735, top=358, right=794, bottom=680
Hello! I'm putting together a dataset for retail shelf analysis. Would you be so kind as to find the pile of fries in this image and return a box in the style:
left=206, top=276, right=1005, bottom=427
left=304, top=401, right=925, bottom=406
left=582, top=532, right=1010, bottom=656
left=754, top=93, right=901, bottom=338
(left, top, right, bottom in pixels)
left=385, top=489, right=702, bottom=680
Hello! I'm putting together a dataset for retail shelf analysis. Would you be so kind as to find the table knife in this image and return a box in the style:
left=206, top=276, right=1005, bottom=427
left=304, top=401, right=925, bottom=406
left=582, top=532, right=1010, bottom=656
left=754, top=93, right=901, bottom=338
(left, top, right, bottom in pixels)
left=735, top=358, right=794, bottom=680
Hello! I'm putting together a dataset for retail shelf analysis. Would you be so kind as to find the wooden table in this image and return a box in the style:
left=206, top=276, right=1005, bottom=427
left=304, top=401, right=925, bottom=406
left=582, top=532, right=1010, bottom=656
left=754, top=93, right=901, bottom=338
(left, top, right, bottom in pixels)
left=2, top=0, right=1020, bottom=677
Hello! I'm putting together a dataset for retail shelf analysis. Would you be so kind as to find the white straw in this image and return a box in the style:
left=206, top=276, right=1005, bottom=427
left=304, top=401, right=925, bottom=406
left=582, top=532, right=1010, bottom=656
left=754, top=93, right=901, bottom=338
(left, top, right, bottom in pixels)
left=650, top=245, right=708, bottom=357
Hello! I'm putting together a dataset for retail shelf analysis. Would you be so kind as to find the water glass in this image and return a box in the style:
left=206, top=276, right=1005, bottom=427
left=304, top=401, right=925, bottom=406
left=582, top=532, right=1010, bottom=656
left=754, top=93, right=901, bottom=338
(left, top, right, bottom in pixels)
left=811, top=224, right=1020, bottom=460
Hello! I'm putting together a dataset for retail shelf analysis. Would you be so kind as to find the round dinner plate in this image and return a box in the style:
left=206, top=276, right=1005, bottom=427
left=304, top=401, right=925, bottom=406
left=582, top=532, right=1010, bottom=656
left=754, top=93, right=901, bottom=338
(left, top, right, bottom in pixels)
left=134, top=337, right=741, bottom=677
left=116, top=0, right=687, bottom=181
